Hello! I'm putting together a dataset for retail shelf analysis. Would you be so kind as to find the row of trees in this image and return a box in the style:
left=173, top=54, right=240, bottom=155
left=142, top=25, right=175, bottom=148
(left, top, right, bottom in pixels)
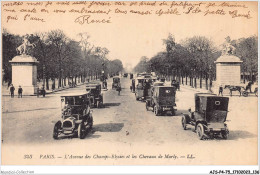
left=2, top=30, right=123, bottom=90
left=134, top=34, right=258, bottom=89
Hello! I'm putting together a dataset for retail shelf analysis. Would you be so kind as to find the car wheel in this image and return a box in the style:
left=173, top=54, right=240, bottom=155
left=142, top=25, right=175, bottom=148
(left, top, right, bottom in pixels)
left=196, top=123, right=205, bottom=140
left=171, top=109, right=175, bottom=116
left=154, top=106, right=159, bottom=116
left=78, top=123, right=85, bottom=139
left=221, top=131, right=228, bottom=139
left=181, top=116, right=187, bottom=130
left=89, top=116, right=93, bottom=129
left=53, top=121, right=61, bottom=140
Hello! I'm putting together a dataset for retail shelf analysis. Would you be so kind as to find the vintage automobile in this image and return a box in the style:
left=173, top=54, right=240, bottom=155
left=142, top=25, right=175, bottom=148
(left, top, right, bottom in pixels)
left=135, top=76, right=152, bottom=101
left=86, top=82, right=103, bottom=108
left=137, top=72, right=152, bottom=78
left=146, top=86, right=177, bottom=116
left=181, top=93, right=229, bottom=140
left=112, top=76, right=120, bottom=89
left=130, top=73, right=134, bottom=79
left=53, top=93, right=93, bottom=139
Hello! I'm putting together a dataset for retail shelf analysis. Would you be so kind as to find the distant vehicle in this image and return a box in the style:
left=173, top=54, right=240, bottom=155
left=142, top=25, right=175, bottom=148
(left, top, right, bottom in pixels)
left=53, top=93, right=93, bottom=139
left=153, top=81, right=164, bottom=87
left=181, top=93, right=229, bottom=140
left=86, top=82, right=103, bottom=108
left=112, top=76, right=120, bottom=89
left=146, top=86, right=177, bottom=116
left=130, top=73, right=133, bottom=79
left=137, top=72, right=152, bottom=77
left=123, top=73, right=128, bottom=78
left=135, top=76, right=152, bottom=101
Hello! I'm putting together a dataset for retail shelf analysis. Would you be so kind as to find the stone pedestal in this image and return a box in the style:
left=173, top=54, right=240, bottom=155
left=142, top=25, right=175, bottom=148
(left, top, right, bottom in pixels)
left=9, top=54, right=38, bottom=95
left=214, top=55, right=243, bottom=86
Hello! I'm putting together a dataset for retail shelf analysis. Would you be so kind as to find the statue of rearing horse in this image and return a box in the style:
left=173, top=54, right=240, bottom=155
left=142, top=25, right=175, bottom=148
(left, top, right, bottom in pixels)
left=16, top=35, right=36, bottom=55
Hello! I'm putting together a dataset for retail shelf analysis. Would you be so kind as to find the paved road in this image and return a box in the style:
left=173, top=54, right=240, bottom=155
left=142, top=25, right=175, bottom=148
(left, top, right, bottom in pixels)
left=2, top=77, right=258, bottom=165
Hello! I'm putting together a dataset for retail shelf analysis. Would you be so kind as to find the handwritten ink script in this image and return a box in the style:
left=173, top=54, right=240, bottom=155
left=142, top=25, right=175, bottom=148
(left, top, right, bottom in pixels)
left=2, top=1, right=255, bottom=25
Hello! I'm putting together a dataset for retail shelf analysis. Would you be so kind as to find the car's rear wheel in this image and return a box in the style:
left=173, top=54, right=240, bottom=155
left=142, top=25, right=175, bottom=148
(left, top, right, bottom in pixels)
left=171, top=109, right=175, bottom=116
left=221, top=131, right=228, bottom=139
left=196, top=123, right=205, bottom=140
left=181, top=116, right=187, bottom=130
left=53, top=121, right=61, bottom=140
left=154, top=106, right=159, bottom=116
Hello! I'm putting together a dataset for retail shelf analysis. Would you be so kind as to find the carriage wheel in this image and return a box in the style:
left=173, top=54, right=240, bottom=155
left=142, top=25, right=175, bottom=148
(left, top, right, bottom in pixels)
left=242, top=91, right=248, bottom=97
left=181, top=116, right=187, bottom=130
left=196, top=123, right=205, bottom=140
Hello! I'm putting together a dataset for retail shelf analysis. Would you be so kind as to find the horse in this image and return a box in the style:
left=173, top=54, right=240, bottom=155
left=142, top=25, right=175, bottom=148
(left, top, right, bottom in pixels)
left=16, top=36, right=36, bottom=55
left=224, top=85, right=243, bottom=97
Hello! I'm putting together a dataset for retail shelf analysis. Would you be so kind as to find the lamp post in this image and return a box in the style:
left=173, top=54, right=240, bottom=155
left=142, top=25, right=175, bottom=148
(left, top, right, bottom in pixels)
left=209, top=65, right=212, bottom=92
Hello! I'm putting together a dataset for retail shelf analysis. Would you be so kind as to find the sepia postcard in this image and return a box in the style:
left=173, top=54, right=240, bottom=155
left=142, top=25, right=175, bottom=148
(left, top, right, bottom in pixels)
left=1, top=0, right=259, bottom=171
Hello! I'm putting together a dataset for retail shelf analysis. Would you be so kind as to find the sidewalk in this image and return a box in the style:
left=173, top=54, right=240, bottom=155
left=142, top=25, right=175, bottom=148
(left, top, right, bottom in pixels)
left=2, top=82, right=90, bottom=96
left=180, top=84, right=211, bottom=93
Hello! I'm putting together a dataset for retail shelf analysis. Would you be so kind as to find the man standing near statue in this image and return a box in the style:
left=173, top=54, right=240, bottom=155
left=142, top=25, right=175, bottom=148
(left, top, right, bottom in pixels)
left=18, top=85, right=23, bottom=98
left=10, top=84, right=15, bottom=98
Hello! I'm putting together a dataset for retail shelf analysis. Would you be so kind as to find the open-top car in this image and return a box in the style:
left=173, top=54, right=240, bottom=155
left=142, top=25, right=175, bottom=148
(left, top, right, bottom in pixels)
left=181, top=93, right=229, bottom=140
left=112, top=76, right=120, bottom=89
left=53, top=93, right=93, bottom=139
left=146, top=86, right=177, bottom=116
left=86, top=82, right=103, bottom=108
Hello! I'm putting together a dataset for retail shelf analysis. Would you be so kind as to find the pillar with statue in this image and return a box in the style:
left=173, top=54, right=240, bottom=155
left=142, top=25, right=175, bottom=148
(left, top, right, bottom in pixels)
left=212, top=37, right=243, bottom=93
left=9, top=35, right=38, bottom=95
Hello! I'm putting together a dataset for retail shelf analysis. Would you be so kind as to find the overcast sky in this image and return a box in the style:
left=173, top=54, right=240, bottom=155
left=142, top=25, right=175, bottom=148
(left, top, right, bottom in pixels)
left=2, top=1, right=258, bottom=68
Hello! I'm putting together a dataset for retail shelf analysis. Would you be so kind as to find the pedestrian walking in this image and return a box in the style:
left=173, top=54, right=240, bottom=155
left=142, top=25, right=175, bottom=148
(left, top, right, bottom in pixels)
left=10, top=84, right=15, bottom=98
left=132, top=79, right=135, bottom=92
left=18, top=86, right=23, bottom=98
left=218, top=85, right=223, bottom=96
left=37, top=87, right=40, bottom=97
left=247, top=81, right=253, bottom=93
left=117, top=83, right=121, bottom=95
left=42, top=85, right=46, bottom=97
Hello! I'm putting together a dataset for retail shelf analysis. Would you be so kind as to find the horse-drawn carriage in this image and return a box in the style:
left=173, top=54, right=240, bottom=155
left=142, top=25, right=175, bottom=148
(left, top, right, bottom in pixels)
left=224, top=82, right=258, bottom=97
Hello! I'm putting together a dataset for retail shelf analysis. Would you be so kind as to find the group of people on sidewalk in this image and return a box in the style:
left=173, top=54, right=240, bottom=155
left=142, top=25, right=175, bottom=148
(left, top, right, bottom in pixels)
left=8, top=84, right=46, bottom=98
left=9, top=84, right=23, bottom=98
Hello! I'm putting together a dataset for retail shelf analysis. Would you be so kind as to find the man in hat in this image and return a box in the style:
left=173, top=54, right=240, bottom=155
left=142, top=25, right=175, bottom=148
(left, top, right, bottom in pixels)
left=18, top=85, right=23, bottom=98
left=218, top=85, right=223, bottom=96
left=10, top=84, right=15, bottom=98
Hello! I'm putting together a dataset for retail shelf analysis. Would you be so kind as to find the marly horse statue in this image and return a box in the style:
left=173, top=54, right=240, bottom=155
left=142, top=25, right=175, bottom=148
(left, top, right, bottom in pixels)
left=16, top=35, right=36, bottom=55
